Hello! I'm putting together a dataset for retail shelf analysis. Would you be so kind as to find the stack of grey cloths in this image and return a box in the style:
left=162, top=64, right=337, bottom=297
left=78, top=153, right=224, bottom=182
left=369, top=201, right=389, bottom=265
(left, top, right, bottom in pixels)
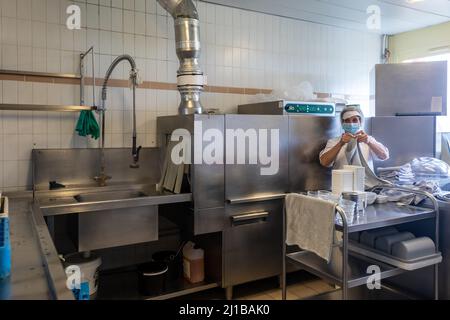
left=410, top=157, right=450, bottom=180
left=379, top=180, right=443, bottom=205
left=377, top=163, right=415, bottom=185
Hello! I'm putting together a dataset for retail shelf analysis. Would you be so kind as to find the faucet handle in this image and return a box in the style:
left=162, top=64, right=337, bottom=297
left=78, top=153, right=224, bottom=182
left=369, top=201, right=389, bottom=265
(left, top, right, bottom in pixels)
left=136, top=145, right=142, bottom=158
left=93, top=173, right=111, bottom=182
left=130, top=146, right=142, bottom=169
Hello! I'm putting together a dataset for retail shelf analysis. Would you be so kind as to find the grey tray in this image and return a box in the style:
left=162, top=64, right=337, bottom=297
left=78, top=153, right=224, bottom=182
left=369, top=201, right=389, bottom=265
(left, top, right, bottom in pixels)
left=360, top=227, right=398, bottom=248
left=375, top=232, right=415, bottom=254
left=349, top=240, right=442, bottom=271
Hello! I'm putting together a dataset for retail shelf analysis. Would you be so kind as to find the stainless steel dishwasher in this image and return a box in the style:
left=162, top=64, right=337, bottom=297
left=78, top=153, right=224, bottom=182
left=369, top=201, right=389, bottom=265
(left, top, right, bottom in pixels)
left=157, top=105, right=357, bottom=299
left=223, top=115, right=289, bottom=299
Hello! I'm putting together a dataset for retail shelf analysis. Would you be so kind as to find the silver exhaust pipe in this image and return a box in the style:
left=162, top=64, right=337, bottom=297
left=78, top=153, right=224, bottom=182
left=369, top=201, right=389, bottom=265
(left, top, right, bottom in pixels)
left=157, top=0, right=205, bottom=115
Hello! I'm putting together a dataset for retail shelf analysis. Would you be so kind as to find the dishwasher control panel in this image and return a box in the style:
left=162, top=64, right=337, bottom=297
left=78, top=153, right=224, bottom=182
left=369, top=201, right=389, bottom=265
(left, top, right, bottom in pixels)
left=284, top=101, right=336, bottom=117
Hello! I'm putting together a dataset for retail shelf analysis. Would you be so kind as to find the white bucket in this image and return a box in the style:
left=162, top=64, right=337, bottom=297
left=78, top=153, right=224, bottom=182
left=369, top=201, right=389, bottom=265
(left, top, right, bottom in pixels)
left=64, top=252, right=101, bottom=299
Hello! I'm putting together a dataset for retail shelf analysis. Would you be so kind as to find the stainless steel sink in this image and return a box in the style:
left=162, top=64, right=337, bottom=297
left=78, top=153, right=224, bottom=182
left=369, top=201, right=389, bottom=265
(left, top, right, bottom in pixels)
left=39, top=185, right=192, bottom=214
left=73, top=190, right=148, bottom=203
left=37, top=184, right=192, bottom=252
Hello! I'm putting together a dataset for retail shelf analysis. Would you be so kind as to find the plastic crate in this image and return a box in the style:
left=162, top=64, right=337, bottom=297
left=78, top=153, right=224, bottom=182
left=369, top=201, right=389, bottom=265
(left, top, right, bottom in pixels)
left=0, top=197, right=11, bottom=280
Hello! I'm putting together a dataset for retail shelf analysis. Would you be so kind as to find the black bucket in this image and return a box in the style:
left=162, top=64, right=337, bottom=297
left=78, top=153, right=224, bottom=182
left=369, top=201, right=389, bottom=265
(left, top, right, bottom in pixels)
left=138, top=261, right=168, bottom=296
left=152, top=251, right=182, bottom=281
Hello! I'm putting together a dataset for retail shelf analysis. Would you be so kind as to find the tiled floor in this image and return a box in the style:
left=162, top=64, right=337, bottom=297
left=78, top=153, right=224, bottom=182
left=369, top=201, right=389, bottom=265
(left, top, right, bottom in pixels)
left=178, top=271, right=336, bottom=300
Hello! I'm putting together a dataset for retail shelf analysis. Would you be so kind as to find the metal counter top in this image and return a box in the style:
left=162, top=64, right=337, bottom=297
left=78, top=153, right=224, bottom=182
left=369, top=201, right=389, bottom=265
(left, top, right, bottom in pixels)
left=336, top=202, right=436, bottom=233
left=1, top=185, right=192, bottom=300
left=0, top=195, right=71, bottom=299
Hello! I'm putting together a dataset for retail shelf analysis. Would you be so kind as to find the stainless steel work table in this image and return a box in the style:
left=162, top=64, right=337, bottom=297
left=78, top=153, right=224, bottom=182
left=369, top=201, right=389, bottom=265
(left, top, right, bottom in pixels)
left=0, top=194, right=73, bottom=300
left=1, top=185, right=194, bottom=300
left=282, top=186, right=441, bottom=300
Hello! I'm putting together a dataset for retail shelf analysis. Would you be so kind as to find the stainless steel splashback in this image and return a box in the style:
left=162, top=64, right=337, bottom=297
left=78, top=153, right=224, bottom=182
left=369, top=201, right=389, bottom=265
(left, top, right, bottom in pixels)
left=32, top=148, right=161, bottom=190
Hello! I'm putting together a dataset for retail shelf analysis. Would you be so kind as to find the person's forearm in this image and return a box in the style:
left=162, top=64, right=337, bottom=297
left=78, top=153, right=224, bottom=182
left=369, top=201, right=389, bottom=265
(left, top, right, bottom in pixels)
left=368, top=139, right=389, bottom=160
left=320, top=141, right=344, bottom=167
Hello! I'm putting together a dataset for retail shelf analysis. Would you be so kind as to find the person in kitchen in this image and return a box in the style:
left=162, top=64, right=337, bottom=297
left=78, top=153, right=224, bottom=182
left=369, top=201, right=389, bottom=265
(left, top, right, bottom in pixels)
left=319, top=104, right=390, bottom=171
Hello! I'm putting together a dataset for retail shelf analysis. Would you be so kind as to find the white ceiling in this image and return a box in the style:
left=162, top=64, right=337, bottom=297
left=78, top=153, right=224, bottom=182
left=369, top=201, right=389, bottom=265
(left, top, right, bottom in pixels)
left=201, top=0, right=450, bottom=35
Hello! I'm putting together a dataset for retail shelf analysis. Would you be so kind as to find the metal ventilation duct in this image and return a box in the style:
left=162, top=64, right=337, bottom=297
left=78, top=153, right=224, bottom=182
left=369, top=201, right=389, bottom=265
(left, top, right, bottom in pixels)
left=157, top=0, right=205, bottom=115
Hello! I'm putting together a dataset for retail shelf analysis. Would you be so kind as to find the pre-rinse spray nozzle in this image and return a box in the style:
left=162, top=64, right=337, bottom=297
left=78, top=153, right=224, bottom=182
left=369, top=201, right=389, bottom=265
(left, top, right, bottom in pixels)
left=129, top=68, right=142, bottom=88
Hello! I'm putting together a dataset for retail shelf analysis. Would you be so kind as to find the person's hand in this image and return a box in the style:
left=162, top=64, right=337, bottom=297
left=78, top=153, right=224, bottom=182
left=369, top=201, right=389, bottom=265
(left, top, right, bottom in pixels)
left=340, top=132, right=354, bottom=145
left=356, top=130, right=369, bottom=144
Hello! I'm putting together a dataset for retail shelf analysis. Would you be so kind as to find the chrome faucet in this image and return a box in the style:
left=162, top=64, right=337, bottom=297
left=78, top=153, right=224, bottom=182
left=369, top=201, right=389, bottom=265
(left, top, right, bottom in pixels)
left=94, top=171, right=111, bottom=187
left=98, top=55, right=142, bottom=184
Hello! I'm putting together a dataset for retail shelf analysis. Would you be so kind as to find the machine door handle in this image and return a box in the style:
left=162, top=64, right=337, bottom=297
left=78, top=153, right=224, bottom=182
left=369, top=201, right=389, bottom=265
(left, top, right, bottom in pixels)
left=231, top=211, right=269, bottom=225
left=227, top=193, right=287, bottom=205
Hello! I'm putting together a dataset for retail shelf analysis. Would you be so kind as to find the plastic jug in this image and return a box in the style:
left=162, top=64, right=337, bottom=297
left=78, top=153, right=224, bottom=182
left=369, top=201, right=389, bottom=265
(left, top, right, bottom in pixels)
left=182, top=242, right=204, bottom=284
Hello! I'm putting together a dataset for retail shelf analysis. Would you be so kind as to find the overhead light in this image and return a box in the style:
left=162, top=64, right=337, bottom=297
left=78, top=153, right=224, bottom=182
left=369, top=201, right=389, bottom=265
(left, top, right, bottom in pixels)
left=406, top=0, right=425, bottom=3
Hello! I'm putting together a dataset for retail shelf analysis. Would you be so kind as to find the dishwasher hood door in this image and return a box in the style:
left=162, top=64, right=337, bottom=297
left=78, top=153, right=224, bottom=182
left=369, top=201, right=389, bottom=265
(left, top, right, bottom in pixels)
left=289, top=116, right=342, bottom=192
left=224, top=115, right=289, bottom=202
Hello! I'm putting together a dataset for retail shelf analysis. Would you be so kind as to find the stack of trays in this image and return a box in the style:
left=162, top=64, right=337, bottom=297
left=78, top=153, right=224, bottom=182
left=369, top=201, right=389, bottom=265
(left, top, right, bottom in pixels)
left=349, top=227, right=442, bottom=271
left=159, top=140, right=187, bottom=194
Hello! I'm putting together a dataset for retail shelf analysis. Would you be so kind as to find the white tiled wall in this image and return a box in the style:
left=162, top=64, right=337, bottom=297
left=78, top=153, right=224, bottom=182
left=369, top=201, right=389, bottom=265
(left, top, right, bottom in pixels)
left=0, top=0, right=381, bottom=191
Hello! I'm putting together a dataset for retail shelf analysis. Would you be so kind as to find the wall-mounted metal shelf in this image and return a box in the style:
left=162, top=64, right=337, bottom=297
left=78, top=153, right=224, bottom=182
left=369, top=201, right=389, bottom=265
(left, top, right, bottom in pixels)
left=0, top=104, right=96, bottom=112
left=0, top=48, right=95, bottom=113
left=0, top=69, right=80, bottom=80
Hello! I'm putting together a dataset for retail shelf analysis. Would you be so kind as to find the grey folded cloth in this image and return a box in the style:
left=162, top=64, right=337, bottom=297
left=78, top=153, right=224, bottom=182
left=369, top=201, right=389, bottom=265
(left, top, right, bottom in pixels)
left=356, top=142, right=393, bottom=188
left=344, top=139, right=392, bottom=189
left=285, top=193, right=337, bottom=263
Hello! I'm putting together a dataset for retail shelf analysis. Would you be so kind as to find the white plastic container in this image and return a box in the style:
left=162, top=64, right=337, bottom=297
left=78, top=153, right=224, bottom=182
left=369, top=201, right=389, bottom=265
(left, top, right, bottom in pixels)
left=64, top=252, right=101, bottom=299
left=332, top=169, right=354, bottom=195
left=344, top=165, right=365, bottom=192
left=182, top=242, right=205, bottom=284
